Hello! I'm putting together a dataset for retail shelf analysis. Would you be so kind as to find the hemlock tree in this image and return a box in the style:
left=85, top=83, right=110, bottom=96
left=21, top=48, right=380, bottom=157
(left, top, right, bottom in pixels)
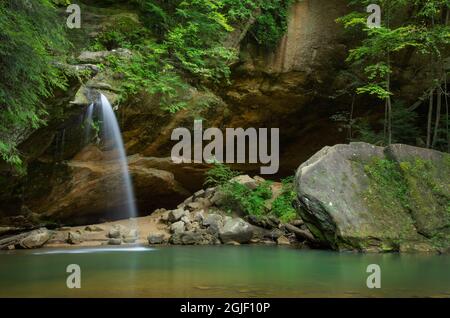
left=0, top=0, right=68, bottom=171
left=338, top=0, right=450, bottom=149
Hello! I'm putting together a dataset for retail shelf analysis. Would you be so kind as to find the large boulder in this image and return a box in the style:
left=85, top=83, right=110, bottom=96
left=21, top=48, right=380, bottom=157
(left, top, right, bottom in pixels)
left=295, top=142, right=450, bottom=253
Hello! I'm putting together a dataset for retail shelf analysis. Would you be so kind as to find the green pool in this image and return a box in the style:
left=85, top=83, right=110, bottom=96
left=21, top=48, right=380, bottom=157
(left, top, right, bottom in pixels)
left=0, top=246, right=449, bottom=297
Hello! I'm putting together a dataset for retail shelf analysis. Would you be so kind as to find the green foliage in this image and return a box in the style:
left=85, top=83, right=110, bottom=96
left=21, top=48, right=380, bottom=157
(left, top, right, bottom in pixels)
left=272, top=176, right=297, bottom=223
left=204, top=162, right=240, bottom=187
left=93, top=0, right=244, bottom=109
left=338, top=0, right=450, bottom=147
left=251, top=0, right=294, bottom=49
left=353, top=102, right=420, bottom=145
left=221, top=180, right=273, bottom=216
left=0, top=0, right=68, bottom=170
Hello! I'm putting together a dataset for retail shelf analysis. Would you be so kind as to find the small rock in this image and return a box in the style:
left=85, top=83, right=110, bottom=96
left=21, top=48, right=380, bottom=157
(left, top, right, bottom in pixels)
left=67, top=231, right=83, bottom=245
left=203, top=213, right=224, bottom=234
left=160, top=211, right=170, bottom=223
left=290, top=219, right=304, bottom=227
left=168, top=208, right=188, bottom=223
left=193, top=210, right=205, bottom=223
left=253, top=176, right=266, bottom=184
left=147, top=234, right=166, bottom=245
left=230, top=175, right=258, bottom=190
left=108, top=224, right=128, bottom=239
left=210, top=190, right=226, bottom=205
left=284, top=223, right=315, bottom=242
left=186, top=201, right=203, bottom=211
left=225, top=241, right=241, bottom=246
left=193, top=189, right=205, bottom=200
left=85, top=225, right=103, bottom=232
left=181, top=216, right=191, bottom=225
left=123, top=236, right=137, bottom=244
left=277, top=236, right=291, bottom=245
left=108, top=238, right=122, bottom=245
left=219, top=218, right=253, bottom=244
left=204, top=187, right=216, bottom=198
left=266, top=229, right=285, bottom=240
left=170, top=221, right=185, bottom=234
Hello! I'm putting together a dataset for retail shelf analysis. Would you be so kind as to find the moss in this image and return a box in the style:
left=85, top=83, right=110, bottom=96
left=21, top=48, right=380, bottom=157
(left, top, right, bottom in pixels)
left=359, top=156, right=450, bottom=250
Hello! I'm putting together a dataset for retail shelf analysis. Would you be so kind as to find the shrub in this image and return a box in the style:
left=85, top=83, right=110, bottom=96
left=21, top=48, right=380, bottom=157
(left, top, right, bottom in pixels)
left=204, top=162, right=240, bottom=187
left=272, top=176, right=297, bottom=222
left=221, top=180, right=272, bottom=216
left=0, top=0, right=69, bottom=170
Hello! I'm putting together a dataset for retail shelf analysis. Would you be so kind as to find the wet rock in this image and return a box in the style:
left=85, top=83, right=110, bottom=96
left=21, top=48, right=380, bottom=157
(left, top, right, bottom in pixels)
left=246, top=215, right=278, bottom=230
left=147, top=233, right=166, bottom=245
left=171, top=229, right=216, bottom=245
left=226, top=241, right=241, bottom=246
left=277, top=236, right=291, bottom=245
left=108, top=238, right=122, bottom=245
left=219, top=218, right=253, bottom=244
left=283, top=223, right=315, bottom=242
left=267, top=229, right=285, bottom=240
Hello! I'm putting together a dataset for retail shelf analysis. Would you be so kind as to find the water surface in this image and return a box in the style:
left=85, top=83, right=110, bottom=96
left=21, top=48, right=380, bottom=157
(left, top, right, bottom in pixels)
left=0, top=246, right=449, bottom=297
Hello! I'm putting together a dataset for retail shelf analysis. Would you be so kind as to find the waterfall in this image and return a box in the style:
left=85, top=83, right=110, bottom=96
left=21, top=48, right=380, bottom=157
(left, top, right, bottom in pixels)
left=84, top=103, right=94, bottom=144
left=99, top=94, right=138, bottom=221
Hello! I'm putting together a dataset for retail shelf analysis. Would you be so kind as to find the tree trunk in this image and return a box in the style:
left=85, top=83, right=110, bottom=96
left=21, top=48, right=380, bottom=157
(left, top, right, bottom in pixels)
left=432, top=88, right=442, bottom=148
left=387, top=96, right=392, bottom=145
left=426, top=89, right=434, bottom=148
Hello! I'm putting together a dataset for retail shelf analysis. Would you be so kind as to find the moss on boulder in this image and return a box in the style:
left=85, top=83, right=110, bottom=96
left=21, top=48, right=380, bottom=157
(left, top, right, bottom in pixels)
left=295, top=143, right=450, bottom=253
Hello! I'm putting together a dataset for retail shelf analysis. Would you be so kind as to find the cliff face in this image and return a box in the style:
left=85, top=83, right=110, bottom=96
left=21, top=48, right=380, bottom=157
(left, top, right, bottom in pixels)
left=0, top=0, right=356, bottom=224
left=120, top=0, right=352, bottom=169
left=0, top=0, right=424, bottom=225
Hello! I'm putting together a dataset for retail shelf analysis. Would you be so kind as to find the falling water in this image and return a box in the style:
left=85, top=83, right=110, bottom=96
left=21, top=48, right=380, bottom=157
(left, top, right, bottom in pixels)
left=99, top=94, right=138, bottom=221
left=84, top=103, right=94, bottom=144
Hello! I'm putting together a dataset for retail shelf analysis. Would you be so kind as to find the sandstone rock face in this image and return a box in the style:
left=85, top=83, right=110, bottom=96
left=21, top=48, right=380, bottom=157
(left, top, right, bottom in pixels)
left=295, top=143, right=450, bottom=253
left=24, top=147, right=191, bottom=224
